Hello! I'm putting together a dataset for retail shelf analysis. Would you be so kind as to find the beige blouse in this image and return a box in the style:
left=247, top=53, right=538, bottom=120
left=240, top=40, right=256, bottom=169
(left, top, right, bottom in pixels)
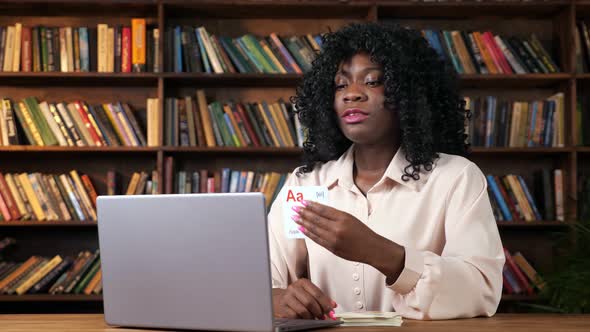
left=267, top=145, right=505, bottom=320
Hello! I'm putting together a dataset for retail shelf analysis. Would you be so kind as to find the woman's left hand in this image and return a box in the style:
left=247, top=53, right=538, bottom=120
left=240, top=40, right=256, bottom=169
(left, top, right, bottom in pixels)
left=293, top=200, right=382, bottom=263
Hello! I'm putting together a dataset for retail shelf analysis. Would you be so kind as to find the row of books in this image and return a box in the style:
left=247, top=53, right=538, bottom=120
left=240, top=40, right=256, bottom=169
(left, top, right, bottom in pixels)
left=164, top=157, right=287, bottom=207
left=112, top=170, right=159, bottom=196
left=0, top=171, right=97, bottom=222
left=487, top=169, right=564, bottom=222
left=0, top=19, right=157, bottom=73
left=0, top=97, right=159, bottom=147
left=165, top=91, right=304, bottom=148
left=166, top=26, right=320, bottom=74
left=465, top=93, right=565, bottom=148
left=0, top=249, right=101, bottom=295
left=502, top=248, right=545, bottom=296
left=421, top=29, right=559, bottom=74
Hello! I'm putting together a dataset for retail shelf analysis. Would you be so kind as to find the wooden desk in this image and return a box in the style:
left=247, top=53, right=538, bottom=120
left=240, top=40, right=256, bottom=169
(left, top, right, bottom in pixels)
left=1, top=314, right=588, bottom=331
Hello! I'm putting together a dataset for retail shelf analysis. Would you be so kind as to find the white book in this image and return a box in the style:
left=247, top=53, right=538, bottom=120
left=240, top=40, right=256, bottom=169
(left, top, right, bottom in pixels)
left=59, top=28, right=68, bottom=72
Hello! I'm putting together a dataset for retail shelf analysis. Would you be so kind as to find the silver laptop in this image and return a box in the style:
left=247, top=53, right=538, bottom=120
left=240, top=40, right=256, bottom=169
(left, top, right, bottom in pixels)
left=97, top=193, right=342, bottom=332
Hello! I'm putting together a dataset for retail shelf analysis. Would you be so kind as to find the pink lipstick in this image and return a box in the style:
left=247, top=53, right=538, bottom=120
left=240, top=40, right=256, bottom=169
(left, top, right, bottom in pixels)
left=342, top=108, right=369, bottom=124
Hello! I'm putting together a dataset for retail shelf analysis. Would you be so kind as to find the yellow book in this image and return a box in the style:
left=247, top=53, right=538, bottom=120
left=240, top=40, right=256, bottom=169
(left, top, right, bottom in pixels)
left=270, top=103, right=294, bottom=146
left=507, top=175, right=534, bottom=221
left=146, top=98, right=159, bottom=147
left=102, top=104, right=127, bottom=145
left=17, top=101, right=44, bottom=146
left=16, top=255, right=63, bottom=295
left=12, top=23, right=22, bottom=72
left=223, top=104, right=246, bottom=146
left=196, top=90, right=215, bottom=147
left=107, top=27, right=114, bottom=72
left=17, top=173, right=45, bottom=221
left=125, top=172, right=141, bottom=195
left=259, top=39, right=287, bottom=74
left=3, top=26, right=14, bottom=72
left=66, top=27, right=74, bottom=72
left=256, top=103, right=280, bottom=147
left=131, top=18, right=146, bottom=71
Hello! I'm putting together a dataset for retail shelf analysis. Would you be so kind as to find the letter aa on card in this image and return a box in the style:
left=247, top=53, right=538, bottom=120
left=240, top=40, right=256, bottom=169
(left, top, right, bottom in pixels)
left=281, top=186, right=328, bottom=239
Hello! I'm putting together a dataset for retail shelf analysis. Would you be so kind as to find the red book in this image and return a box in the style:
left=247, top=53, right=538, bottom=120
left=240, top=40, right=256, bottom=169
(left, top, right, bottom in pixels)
left=503, top=248, right=534, bottom=295
left=234, top=103, right=260, bottom=147
left=121, top=27, right=131, bottom=73
left=0, top=173, right=21, bottom=220
left=74, top=101, right=102, bottom=146
left=0, top=189, right=12, bottom=221
left=164, top=156, right=173, bottom=195
left=21, top=26, right=32, bottom=72
left=199, top=170, right=208, bottom=194
left=80, top=175, right=98, bottom=209
left=494, top=175, right=520, bottom=220
left=483, top=32, right=513, bottom=74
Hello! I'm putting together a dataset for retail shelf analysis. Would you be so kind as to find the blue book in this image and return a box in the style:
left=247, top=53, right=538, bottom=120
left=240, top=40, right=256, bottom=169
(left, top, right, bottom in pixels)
left=528, top=102, right=538, bottom=147
left=223, top=113, right=240, bottom=147
left=517, top=175, right=543, bottom=220
left=485, top=96, right=496, bottom=147
left=486, top=175, right=512, bottom=221
left=221, top=168, right=231, bottom=193
left=313, top=35, right=323, bottom=49
left=218, top=36, right=248, bottom=73
left=230, top=170, right=240, bottom=193
left=86, top=105, right=111, bottom=146
left=78, top=27, right=89, bottom=72
left=238, top=171, right=247, bottom=192
left=424, top=30, right=446, bottom=61
left=174, top=26, right=183, bottom=72
left=195, top=28, right=211, bottom=73
left=544, top=100, right=555, bottom=147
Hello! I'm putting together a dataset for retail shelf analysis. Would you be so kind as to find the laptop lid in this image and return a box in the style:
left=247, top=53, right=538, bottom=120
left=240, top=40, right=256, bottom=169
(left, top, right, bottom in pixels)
left=97, top=193, right=275, bottom=332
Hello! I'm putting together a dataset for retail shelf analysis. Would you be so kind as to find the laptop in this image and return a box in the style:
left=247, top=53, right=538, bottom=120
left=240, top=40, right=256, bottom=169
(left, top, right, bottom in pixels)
left=97, top=193, right=342, bottom=332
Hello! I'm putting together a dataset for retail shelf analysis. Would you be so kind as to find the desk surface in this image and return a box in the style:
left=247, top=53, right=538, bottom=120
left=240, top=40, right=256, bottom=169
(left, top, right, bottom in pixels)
left=1, top=313, right=588, bottom=331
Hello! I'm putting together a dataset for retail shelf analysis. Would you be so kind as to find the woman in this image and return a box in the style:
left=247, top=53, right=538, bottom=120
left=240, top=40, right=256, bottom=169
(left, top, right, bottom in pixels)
left=267, top=23, right=504, bottom=320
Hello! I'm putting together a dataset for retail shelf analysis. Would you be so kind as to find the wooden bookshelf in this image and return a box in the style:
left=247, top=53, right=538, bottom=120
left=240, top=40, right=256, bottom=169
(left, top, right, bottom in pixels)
left=0, top=0, right=586, bottom=313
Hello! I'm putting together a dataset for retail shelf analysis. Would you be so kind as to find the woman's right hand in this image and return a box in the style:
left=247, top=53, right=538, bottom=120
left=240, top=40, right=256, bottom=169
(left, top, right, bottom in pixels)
left=272, top=278, right=337, bottom=320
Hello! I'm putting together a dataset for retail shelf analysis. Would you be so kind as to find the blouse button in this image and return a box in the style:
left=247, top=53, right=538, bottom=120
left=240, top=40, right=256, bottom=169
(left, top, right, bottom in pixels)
left=353, top=287, right=361, bottom=295
left=355, top=301, right=364, bottom=309
left=352, top=273, right=359, bottom=281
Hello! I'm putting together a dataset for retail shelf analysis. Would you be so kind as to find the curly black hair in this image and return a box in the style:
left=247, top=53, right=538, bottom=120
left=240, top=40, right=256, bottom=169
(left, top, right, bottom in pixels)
left=291, top=23, right=468, bottom=181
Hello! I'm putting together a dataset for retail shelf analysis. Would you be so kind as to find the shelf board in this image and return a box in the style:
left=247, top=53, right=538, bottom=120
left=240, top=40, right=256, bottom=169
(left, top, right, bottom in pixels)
left=497, top=221, right=569, bottom=229
left=0, top=146, right=159, bottom=154
left=0, top=72, right=159, bottom=86
left=458, top=74, right=571, bottom=88
left=162, top=73, right=303, bottom=87
left=163, top=146, right=304, bottom=155
left=501, top=294, right=541, bottom=302
left=469, top=147, right=573, bottom=154
left=163, top=0, right=372, bottom=19
left=0, top=295, right=102, bottom=303
left=378, top=0, right=570, bottom=19
left=0, top=221, right=96, bottom=227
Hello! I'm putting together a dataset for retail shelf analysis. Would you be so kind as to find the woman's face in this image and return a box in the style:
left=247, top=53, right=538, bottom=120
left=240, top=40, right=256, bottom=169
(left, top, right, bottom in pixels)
left=333, top=52, right=398, bottom=145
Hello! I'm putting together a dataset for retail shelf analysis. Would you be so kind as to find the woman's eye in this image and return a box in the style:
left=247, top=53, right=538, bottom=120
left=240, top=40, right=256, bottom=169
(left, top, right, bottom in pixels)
left=335, top=84, right=347, bottom=90
left=366, top=80, right=382, bottom=87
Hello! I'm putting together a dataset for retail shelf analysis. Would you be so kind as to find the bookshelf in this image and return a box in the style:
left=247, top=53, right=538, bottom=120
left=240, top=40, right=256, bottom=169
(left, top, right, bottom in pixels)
left=0, top=0, right=585, bottom=313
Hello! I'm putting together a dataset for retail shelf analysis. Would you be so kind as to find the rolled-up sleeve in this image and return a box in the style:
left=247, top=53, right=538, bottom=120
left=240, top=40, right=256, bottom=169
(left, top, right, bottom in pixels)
left=387, top=162, right=505, bottom=320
